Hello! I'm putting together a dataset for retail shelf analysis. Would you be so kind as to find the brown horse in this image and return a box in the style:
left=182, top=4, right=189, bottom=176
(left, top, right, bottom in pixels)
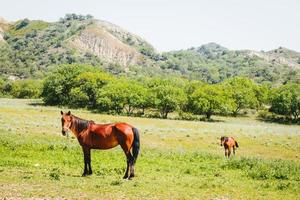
left=220, top=136, right=239, bottom=158
left=60, top=111, right=140, bottom=179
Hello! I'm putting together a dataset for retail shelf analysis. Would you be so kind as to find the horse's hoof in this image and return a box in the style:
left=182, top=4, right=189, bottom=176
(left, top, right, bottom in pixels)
left=82, top=173, right=87, bottom=177
left=123, top=175, right=128, bottom=179
left=128, top=174, right=134, bottom=180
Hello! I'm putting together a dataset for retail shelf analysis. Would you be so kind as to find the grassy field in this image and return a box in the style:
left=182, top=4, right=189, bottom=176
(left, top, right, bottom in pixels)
left=0, top=98, right=299, bottom=199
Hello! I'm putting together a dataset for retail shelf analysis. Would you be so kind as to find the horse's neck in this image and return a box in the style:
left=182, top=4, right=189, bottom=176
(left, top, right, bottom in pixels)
left=70, top=115, right=89, bottom=138
left=70, top=116, right=81, bottom=137
left=70, top=122, right=79, bottom=138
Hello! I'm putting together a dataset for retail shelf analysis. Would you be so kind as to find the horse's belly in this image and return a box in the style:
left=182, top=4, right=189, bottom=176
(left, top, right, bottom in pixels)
left=92, top=139, right=119, bottom=149
left=90, top=132, right=119, bottom=149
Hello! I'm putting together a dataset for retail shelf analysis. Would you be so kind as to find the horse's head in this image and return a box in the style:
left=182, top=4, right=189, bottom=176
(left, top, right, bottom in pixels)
left=61, top=111, right=72, bottom=136
left=220, top=136, right=226, bottom=146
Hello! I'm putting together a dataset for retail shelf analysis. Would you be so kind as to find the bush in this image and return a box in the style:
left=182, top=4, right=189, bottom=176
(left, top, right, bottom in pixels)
left=270, top=83, right=300, bottom=120
left=42, top=64, right=97, bottom=105
left=49, top=168, right=60, bottom=181
left=0, top=79, right=42, bottom=98
left=13, top=79, right=42, bottom=98
left=96, top=80, right=149, bottom=115
left=69, top=87, right=89, bottom=108
left=176, top=112, right=199, bottom=121
left=257, top=110, right=277, bottom=119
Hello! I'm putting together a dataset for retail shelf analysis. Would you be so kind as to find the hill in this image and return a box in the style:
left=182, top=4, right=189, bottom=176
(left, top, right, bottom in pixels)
left=0, top=14, right=299, bottom=84
left=161, top=43, right=300, bottom=83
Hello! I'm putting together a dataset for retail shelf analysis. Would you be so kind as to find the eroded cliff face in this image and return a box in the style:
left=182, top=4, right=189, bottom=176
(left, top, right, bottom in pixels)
left=96, top=20, right=153, bottom=49
left=246, top=49, right=300, bottom=69
left=0, top=17, right=9, bottom=43
left=0, top=27, right=4, bottom=42
left=68, top=25, right=141, bottom=66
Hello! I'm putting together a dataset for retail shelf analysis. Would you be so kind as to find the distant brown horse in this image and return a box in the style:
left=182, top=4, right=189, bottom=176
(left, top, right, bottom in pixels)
left=220, top=136, right=239, bottom=158
left=60, top=111, right=140, bottom=179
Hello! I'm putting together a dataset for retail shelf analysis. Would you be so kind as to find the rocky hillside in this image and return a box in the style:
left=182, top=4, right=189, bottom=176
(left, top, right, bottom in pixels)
left=0, top=14, right=299, bottom=84
left=0, top=17, right=10, bottom=42
left=0, top=14, right=156, bottom=78
left=161, top=43, right=300, bottom=83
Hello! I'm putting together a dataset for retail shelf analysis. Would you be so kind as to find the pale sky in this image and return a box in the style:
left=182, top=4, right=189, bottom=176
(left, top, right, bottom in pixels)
left=0, top=0, right=299, bottom=52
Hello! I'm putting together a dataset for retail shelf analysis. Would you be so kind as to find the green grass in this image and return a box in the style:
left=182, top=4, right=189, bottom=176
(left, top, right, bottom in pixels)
left=0, top=98, right=299, bottom=199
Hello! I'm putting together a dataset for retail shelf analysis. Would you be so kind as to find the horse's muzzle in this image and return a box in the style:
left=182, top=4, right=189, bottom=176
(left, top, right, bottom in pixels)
left=62, top=130, right=66, bottom=136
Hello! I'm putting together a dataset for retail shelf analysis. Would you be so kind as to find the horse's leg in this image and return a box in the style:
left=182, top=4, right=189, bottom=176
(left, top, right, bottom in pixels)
left=120, top=143, right=134, bottom=179
left=123, top=158, right=129, bottom=179
left=125, top=152, right=134, bottom=179
left=82, top=146, right=92, bottom=176
left=122, top=150, right=130, bottom=179
left=228, top=148, right=232, bottom=158
left=224, top=148, right=228, bottom=157
left=88, top=150, right=93, bottom=175
left=128, top=153, right=135, bottom=179
left=233, top=147, right=236, bottom=156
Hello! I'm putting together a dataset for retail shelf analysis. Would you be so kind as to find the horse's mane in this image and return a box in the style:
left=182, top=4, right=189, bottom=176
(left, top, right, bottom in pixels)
left=221, top=136, right=229, bottom=141
left=71, top=115, right=93, bottom=133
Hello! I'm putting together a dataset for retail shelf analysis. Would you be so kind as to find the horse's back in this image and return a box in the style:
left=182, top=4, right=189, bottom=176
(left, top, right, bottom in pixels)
left=114, top=122, right=133, bottom=133
left=85, top=122, right=134, bottom=150
left=227, top=137, right=237, bottom=147
left=89, top=123, right=114, bottom=134
left=90, top=122, right=133, bottom=135
left=82, top=123, right=117, bottom=149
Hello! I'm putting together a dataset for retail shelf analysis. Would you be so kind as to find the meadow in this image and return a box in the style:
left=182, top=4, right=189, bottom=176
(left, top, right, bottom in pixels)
left=0, top=98, right=299, bottom=199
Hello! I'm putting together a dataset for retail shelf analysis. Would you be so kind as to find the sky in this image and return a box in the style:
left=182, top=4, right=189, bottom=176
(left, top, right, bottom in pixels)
left=0, top=0, right=299, bottom=52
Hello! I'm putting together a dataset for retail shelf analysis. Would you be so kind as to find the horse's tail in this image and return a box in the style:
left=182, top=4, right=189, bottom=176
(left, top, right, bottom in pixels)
left=132, top=127, right=140, bottom=164
left=235, top=140, right=239, bottom=148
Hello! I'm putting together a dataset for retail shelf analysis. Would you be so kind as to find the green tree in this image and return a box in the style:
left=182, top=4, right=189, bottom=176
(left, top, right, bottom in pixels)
left=15, top=19, right=30, bottom=30
left=1, top=82, right=13, bottom=96
left=254, top=83, right=270, bottom=108
left=270, top=83, right=300, bottom=120
left=42, top=64, right=97, bottom=105
left=69, top=87, right=89, bottom=108
left=96, top=80, right=149, bottom=115
left=184, top=80, right=205, bottom=112
left=151, top=84, right=187, bottom=118
left=191, top=84, right=231, bottom=119
left=223, top=77, right=259, bottom=116
left=0, top=78, right=5, bottom=95
left=71, top=71, right=114, bottom=108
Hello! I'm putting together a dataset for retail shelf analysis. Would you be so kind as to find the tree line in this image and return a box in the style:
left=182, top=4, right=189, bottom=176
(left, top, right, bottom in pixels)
left=1, top=64, right=299, bottom=122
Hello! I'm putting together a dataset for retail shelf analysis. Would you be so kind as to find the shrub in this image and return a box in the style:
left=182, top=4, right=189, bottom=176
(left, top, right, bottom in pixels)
left=12, top=79, right=42, bottom=98
left=270, top=83, right=300, bottom=120
left=42, top=64, right=97, bottom=105
left=69, top=87, right=89, bottom=108
left=49, top=168, right=60, bottom=181
left=176, top=112, right=199, bottom=121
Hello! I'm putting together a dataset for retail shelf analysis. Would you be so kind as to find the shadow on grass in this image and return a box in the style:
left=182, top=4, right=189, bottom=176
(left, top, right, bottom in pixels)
left=257, top=116, right=300, bottom=125
left=28, top=102, right=45, bottom=107
left=198, top=117, right=225, bottom=123
left=89, top=109, right=227, bottom=122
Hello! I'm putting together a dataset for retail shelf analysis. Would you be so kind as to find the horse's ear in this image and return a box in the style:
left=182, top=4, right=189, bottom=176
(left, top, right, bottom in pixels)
left=67, top=111, right=71, bottom=115
left=60, top=111, right=63, bottom=115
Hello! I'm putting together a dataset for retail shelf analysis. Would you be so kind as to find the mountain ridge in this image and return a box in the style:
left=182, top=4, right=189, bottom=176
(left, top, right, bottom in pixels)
left=0, top=14, right=299, bottom=84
